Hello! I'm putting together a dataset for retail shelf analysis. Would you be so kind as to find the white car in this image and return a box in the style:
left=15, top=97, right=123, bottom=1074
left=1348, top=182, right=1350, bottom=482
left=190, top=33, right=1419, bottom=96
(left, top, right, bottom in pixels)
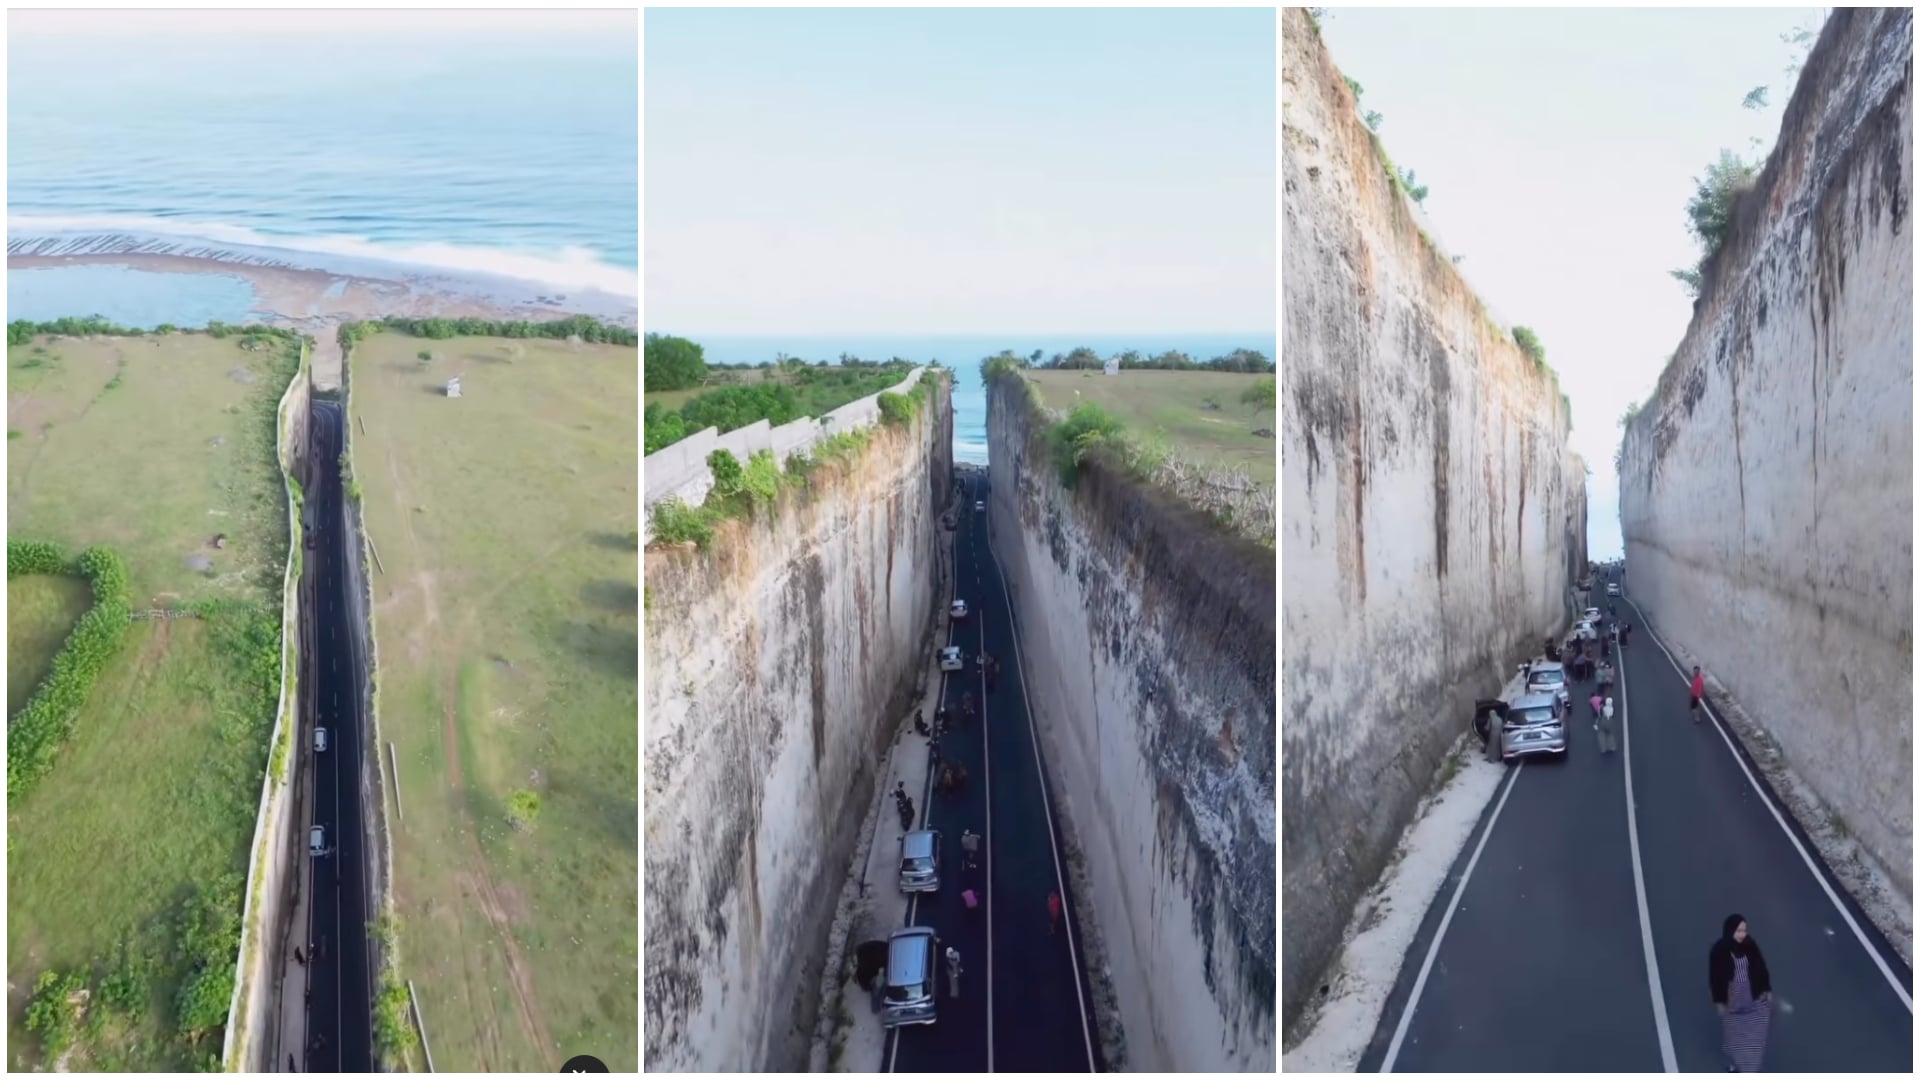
left=309, top=825, right=328, bottom=857
left=1583, top=607, right=1602, bottom=623
left=314, top=727, right=329, bottom=753
left=1576, top=620, right=1598, bottom=641
left=975, top=500, right=985, bottom=512
left=939, top=645, right=965, bottom=672
left=950, top=599, right=969, bottom=620
left=1606, top=582, right=1621, bottom=597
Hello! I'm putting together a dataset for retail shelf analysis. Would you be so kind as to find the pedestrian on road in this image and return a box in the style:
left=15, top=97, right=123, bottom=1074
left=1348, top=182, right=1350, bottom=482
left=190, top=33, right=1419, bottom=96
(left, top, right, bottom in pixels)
left=1048, top=891, right=1063, bottom=936
left=945, top=946, right=963, bottom=999
left=1709, top=914, right=1773, bottom=1072
left=1589, top=691, right=1604, bottom=731
left=961, top=828, right=981, bottom=870
left=294, top=947, right=305, bottom=966
left=1690, top=666, right=1707, bottom=722
left=962, top=887, right=980, bottom=912
left=929, top=736, right=942, bottom=769
left=1598, top=696, right=1617, bottom=754
left=898, top=798, right=915, bottom=832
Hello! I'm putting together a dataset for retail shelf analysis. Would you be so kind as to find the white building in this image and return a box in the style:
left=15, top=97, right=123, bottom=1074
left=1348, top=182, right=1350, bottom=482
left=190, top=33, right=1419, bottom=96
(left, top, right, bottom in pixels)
left=446, top=376, right=462, bottom=398
left=1103, top=357, right=1120, bottom=376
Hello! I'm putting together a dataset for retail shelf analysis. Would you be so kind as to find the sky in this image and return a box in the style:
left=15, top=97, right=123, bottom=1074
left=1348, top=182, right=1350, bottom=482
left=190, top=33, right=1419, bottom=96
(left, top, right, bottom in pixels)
left=1315, top=6, right=1826, bottom=560
left=644, top=7, right=1276, bottom=337
left=8, top=8, right=634, bottom=35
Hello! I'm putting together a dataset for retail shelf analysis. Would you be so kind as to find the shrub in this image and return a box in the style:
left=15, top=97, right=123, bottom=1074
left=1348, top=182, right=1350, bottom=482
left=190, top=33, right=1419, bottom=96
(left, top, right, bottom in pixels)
left=25, top=969, right=87, bottom=1059
left=644, top=333, right=708, bottom=391
left=1512, top=326, right=1547, bottom=367
left=649, top=498, right=716, bottom=549
left=741, top=449, right=782, bottom=506
left=707, top=449, right=745, bottom=499
left=1047, top=403, right=1127, bottom=487
left=506, top=788, right=541, bottom=828
left=877, top=391, right=914, bottom=426
left=374, top=973, right=418, bottom=1056
left=7, top=543, right=133, bottom=802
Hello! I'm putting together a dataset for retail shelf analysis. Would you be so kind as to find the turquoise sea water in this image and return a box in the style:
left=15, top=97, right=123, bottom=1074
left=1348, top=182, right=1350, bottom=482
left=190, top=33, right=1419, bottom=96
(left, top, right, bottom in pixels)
left=689, top=333, right=1276, bottom=465
left=7, top=30, right=637, bottom=321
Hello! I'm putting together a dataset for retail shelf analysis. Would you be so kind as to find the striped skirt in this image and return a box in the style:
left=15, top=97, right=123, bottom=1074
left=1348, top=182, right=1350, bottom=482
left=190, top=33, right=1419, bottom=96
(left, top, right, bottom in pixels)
left=1721, top=998, right=1771, bottom=1072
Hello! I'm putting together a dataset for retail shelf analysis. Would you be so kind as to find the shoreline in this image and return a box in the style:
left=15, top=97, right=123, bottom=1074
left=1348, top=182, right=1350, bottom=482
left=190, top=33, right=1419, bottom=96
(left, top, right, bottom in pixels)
left=8, top=249, right=638, bottom=334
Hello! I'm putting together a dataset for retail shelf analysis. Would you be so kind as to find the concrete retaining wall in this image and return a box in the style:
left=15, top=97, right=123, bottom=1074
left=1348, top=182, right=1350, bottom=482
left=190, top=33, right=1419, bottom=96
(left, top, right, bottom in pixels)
left=642, top=367, right=928, bottom=539
left=224, top=336, right=310, bottom=1070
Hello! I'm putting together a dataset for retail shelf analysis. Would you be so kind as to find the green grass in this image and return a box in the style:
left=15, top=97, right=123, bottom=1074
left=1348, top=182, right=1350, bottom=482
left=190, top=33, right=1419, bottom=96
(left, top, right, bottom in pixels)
left=641, top=364, right=782, bottom=411
left=6, top=330, right=295, bottom=1070
left=6, top=574, right=94, bottom=717
left=349, top=332, right=638, bottom=1071
left=1023, top=369, right=1277, bottom=485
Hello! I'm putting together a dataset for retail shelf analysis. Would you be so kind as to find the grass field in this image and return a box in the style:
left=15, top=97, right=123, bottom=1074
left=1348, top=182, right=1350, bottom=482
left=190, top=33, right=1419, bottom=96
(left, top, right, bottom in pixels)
left=350, top=333, right=638, bottom=1071
left=1024, top=368, right=1276, bottom=485
left=641, top=363, right=780, bottom=411
left=6, top=574, right=93, bottom=717
left=6, top=329, right=295, bottom=1070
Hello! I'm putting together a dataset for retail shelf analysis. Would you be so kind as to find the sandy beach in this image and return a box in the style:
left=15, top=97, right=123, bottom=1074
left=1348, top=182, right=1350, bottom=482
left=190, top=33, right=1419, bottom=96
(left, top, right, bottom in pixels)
left=8, top=248, right=638, bottom=336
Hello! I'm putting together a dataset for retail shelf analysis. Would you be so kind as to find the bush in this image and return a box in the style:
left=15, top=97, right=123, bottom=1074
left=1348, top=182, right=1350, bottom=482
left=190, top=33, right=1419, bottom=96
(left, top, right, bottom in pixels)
left=374, top=973, right=419, bottom=1057
left=644, top=333, right=708, bottom=391
left=649, top=498, right=716, bottom=549
left=1047, top=403, right=1127, bottom=487
left=25, top=969, right=87, bottom=1059
left=7, top=543, right=132, bottom=802
left=877, top=390, right=914, bottom=426
left=1512, top=326, right=1547, bottom=367
left=506, top=788, right=541, bottom=828
left=707, top=449, right=745, bottom=499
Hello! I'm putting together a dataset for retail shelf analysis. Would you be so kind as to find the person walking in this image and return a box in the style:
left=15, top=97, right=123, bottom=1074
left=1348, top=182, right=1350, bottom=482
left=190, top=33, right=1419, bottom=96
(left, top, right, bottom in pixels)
left=1709, top=914, right=1773, bottom=1072
left=898, top=796, right=914, bottom=832
left=1589, top=690, right=1604, bottom=732
left=1598, top=696, right=1617, bottom=754
left=294, top=947, right=305, bottom=966
left=945, top=946, right=963, bottom=1000
left=1047, top=891, right=1063, bottom=936
left=960, top=828, right=981, bottom=871
left=1690, top=666, right=1707, bottom=723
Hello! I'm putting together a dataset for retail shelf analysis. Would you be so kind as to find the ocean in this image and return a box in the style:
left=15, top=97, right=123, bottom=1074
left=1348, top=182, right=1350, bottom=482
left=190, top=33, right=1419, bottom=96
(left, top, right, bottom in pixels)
left=6, top=29, right=637, bottom=324
left=690, top=333, right=1276, bottom=465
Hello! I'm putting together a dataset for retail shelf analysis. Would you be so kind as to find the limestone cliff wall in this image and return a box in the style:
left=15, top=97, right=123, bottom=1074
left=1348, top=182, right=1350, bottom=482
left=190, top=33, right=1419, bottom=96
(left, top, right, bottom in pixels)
left=641, top=384, right=952, bottom=1070
left=985, top=374, right=1277, bottom=1070
left=1280, top=7, right=1589, bottom=1032
left=1619, top=8, right=1912, bottom=895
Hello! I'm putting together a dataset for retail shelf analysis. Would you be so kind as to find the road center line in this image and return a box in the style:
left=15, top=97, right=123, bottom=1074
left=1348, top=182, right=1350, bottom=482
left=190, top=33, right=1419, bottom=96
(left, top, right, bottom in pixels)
left=1616, top=625, right=1679, bottom=1070
left=1381, top=759, right=1524, bottom=1072
left=1625, top=595, right=1913, bottom=1012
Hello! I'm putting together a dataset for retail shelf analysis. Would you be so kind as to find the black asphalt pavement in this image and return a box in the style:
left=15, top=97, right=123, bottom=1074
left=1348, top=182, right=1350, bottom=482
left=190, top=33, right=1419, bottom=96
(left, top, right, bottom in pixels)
left=303, top=401, right=373, bottom=1072
left=890, top=470, right=1103, bottom=1072
left=1360, top=565, right=1911, bottom=1072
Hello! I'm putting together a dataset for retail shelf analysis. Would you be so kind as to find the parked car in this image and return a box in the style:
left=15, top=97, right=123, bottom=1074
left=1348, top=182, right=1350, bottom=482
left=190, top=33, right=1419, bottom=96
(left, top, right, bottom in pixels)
left=898, top=830, right=941, bottom=893
left=1576, top=620, right=1598, bottom=642
left=1500, top=692, right=1568, bottom=760
left=881, top=927, right=939, bottom=1028
left=309, top=825, right=328, bottom=857
left=1526, top=661, right=1571, bottom=709
left=1583, top=607, right=1602, bottom=623
left=975, top=500, right=985, bottom=512
left=1607, top=582, right=1621, bottom=597
left=950, top=599, right=969, bottom=620
left=939, top=645, right=965, bottom=672
left=314, top=727, right=329, bottom=753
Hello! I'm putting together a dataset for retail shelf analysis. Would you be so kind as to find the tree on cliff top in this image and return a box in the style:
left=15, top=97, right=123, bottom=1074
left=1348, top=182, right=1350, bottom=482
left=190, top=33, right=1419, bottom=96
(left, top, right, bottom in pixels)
left=1668, top=150, right=1761, bottom=298
left=1512, top=326, right=1547, bottom=368
left=645, top=333, right=707, bottom=392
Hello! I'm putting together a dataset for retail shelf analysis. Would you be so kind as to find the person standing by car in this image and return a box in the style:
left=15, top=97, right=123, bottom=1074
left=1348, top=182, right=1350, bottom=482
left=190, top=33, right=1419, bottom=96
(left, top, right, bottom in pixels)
left=1709, top=914, right=1773, bottom=1071
left=1485, top=703, right=1505, bottom=764
left=1598, top=696, right=1617, bottom=754
left=945, top=946, right=964, bottom=1000
left=1690, top=666, right=1707, bottom=722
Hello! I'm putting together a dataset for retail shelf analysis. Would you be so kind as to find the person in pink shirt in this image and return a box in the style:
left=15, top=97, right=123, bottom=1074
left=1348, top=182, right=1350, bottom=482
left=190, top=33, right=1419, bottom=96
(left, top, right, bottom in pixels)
left=1589, top=691, right=1604, bottom=730
left=1690, top=666, right=1706, bottom=722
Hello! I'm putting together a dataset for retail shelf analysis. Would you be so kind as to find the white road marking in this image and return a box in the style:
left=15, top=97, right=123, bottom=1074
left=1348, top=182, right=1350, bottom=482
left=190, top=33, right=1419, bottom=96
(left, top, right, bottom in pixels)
left=981, top=493, right=1096, bottom=1071
left=1382, top=761, right=1525, bottom=1072
left=1616, top=628, right=1679, bottom=1070
left=1625, top=595, right=1913, bottom=1012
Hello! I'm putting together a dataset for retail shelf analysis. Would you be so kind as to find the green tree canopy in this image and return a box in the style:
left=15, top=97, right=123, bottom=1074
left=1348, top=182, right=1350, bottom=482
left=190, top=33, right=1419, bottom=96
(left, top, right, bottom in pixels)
left=645, top=333, right=708, bottom=392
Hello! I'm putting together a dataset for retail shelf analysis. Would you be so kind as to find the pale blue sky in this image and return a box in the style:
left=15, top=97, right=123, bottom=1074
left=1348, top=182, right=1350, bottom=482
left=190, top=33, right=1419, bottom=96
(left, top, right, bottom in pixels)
left=644, top=7, right=1275, bottom=337
left=1315, top=6, right=1824, bottom=559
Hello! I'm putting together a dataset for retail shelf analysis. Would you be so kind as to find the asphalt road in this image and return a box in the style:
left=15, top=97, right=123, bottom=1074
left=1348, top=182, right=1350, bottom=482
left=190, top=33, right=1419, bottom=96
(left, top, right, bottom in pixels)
left=1361, top=565, right=1912, bottom=1072
left=889, top=470, right=1104, bottom=1072
left=302, top=401, right=374, bottom=1072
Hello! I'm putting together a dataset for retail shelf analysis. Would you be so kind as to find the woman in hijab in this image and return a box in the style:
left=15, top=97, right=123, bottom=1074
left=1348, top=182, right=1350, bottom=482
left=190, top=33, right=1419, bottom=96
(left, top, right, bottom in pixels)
left=1708, top=914, right=1773, bottom=1071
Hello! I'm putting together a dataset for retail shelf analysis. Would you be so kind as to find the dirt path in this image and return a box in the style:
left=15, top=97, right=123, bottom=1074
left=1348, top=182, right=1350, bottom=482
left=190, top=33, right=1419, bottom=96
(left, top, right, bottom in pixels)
left=307, top=324, right=344, bottom=392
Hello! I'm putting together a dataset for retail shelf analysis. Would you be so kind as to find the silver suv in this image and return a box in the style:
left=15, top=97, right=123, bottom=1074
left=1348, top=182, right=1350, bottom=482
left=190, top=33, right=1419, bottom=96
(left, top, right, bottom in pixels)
left=1525, top=662, right=1571, bottom=710
left=1500, top=691, right=1568, bottom=760
left=881, top=927, right=938, bottom=1028
left=899, top=830, right=941, bottom=894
